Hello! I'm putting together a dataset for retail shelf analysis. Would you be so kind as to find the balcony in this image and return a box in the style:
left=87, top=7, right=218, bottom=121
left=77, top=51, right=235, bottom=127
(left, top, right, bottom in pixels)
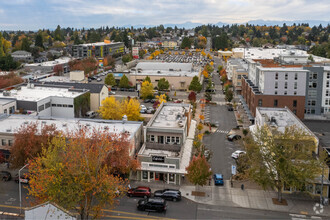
left=146, top=142, right=182, bottom=152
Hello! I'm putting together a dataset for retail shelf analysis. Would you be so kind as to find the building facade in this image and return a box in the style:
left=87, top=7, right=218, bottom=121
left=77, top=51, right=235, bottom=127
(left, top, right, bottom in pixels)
left=136, top=102, right=195, bottom=185
left=72, top=42, right=124, bottom=59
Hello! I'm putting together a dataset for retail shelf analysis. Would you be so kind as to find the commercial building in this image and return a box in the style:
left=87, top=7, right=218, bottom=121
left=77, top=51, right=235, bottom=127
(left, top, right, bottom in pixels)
left=250, top=107, right=329, bottom=197
left=25, top=57, right=72, bottom=74
left=0, top=83, right=89, bottom=118
left=72, top=42, right=124, bottom=59
left=129, top=62, right=201, bottom=91
left=34, top=82, right=108, bottom=112
left=136, top=102, right=196, bottom=185
left=162, top=40, right=178, bottom=49
left=0, top=114, right=143, bottom=160
left=0, top=98, right=16, bottom=115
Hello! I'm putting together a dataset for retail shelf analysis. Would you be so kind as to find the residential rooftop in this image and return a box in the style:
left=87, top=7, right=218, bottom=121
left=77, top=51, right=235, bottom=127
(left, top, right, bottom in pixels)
left=0, top=84, right=86, bottom=102
left=0, top=114, right=142, bottom=139
left=149, top=103, right=190, bottom=129
left=77, top=42, right=123, bottom=47
left=25, top=57, right=72, bottom=67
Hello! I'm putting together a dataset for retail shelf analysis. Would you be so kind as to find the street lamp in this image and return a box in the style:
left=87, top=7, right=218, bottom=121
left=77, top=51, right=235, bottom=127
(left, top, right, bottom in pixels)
left=19, top=163, right=29, bottom=214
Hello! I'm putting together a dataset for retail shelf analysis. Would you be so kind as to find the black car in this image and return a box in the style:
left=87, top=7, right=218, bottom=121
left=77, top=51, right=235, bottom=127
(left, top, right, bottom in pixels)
left=227, top=134, right=242, bottom=141
left=128, top=88, right=135, bottom=92
left=137, top=198, right=167, bottom=212
left=227, top=106, right=233, bottom=111
left=154, top=189, right=181, bottom=201
left=0, top=171, right=11, bottom=181
left=144, top=99, right=151, bottom=103
left=111, top=87, right=117, bottom=91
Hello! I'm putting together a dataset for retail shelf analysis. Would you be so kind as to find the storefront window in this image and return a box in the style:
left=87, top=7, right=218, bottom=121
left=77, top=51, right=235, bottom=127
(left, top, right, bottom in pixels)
left=169, top=174, right=175, bottom=182
left=166, top=136, right=171, bottom=144
left=150, top=172, right=154, bottom=180
left=176, top=137, right=180, bottom=144
left=142, top=171, right=148, bottom=180
left=315, top=184, right=322, bottom=194
left=306, top=184, right=314, bottom=193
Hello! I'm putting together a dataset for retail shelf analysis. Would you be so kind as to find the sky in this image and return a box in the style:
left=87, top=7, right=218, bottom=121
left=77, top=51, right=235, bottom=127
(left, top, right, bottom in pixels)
left=0, top=0, right=329, bottom=30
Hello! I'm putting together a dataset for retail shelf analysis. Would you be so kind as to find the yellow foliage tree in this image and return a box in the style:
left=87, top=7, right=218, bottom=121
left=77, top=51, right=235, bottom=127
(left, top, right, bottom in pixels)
left=99, top=96, right=122, bottom=120
left=141, top=81, right=154, bottom=99
left=174, top=52, right=178, bottom=55
left=202, top=70, right=209, bottom=78
left=201, top=51, right=206, bottom=56
left=182, top=51, right=185, bottom=55
left=168, top=51, right=172, bottom=55
left=121, top=98, right=141, bottom=121
left=156, top=94, right=167, bottom=106
left=199, top=115, right=205, bottom=120
left=210, top=61, right=214, bottom=66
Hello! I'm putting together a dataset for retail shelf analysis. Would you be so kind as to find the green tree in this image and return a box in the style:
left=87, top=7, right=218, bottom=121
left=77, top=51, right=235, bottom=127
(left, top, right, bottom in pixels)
left=54, top=25, right=63, bottom=41
left=35, top=33, right=44, bottom=48
left=21, top=37, right=31, bottom=52
left=105, top=73, right=116, bottom=87
left=186, top=154, right=212, bottom=186
left=225, top=89, right=234, bottom=102
left=122, top=54, right=133, bottom=64
left=0, top=33, right=4, bottom=57
left=143, top=76, right=151, bottom=83
left=157, top=78, right=169, bottom=91
left=205, top=92, right=212, bottom=102
left=181, top=37, right=192, bottom=49
left=119, top=74, right=129, bottom=88
left=246, top=125, right=327, bottom=202
left=189, top=76, right=202, bottom=92
left=140, top=81, right=154, bottom=100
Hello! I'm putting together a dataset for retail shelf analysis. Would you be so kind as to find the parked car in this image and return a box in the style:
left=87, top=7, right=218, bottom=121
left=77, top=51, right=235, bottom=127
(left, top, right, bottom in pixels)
left=227, top=106, right=234, bottom=111
left=144, top=99, right=151, bottom=103
left=154, top=189, right=181, bottom=201
left=140, top=105, right=147, bottom=113
left=137, top=198, right=167, bottom=212
left=205, top=89, right=216, bottom=94
left=227, top=134, right=241, bottom=141
left=0, top=171, right=12, bottom=181
left=111, top=87, right=117, bottom=91
left=214, top=174, right=224, bottom=186
left=146, top=107, right=155, bottom=114
left=231, top=150, right=246, bottom=159
left=109, top=91, right=116, bottom=95
left=88, top=78, right=92, bottom=82
left=128, top=88, right=135, bottom=92
left=97, top=78, right=102, bottom=82
left=150, top=99, right=156, bottom=103
left=15, top=173, right=29, bottom=184
left=127, top=186, right=151, bottom=198
left=85, top=111, right=96, bottom=118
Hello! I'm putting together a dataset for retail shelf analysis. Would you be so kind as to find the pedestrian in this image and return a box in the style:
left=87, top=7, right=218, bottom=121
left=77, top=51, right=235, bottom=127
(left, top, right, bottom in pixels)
left=231, top=179, right=233, bottom=188
left=241, top=184, right=244, bottom=190
left=128, top=184, right=131, bottom=190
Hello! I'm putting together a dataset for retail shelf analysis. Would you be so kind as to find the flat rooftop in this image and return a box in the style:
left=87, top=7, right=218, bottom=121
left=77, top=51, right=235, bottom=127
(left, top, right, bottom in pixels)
left=0, top=114, right=142, bottom=139
left=256, top=107, right=314, bottom=136
left=149, top=103, right=190, bottom=129
left=0, top=98, right=15, bottom=105
left=0, top=85, right=86, bottom=102
left=40, top=76, right=73, bottom=83
left=132, top=62, right=198, bottom=77
left=233, top=48, right=308, bottom=59
left=77, top=42, right=123, bottom=47
left=25, top=57, right=72, bottom=67
left=303, top=120, right=330, bottom=151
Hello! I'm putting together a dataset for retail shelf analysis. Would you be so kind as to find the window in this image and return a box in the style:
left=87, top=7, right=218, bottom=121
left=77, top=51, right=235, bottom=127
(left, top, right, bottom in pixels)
left=285, top=73, right=288, bottom=80
left=142, top=171, right=148, bottom=180
left=258, top=99, right=262, bottom=107
left=275, top=82, right=278, bottom=89
left=327, top=81, right=329, bottom=88
left=274, top=100, right=278, bottom=107
left=284, top=91, right=287, bottom=95
left=150, top=135, right=155, bottom=142
left=52, top=104, right=56, bottom=107
left=8, top=140, right=12, bottom=146
left=57, top=104, right=63, bottom=107
left=38, top=105, right=44, bottom=112
left=166, top=136, right=171, bottom=144
left=1, top=139, right=6, bottom=146
left=4, top=109, right=7, bottom=114
left=293, top=100, right=297, bottom=107
left=63, top=104, right=68, bottom=108
left=176, top=137, right=180, bottom=144
left=68, top=105, right=73, bottom=108
left=326, top=99, right=330, bottom=105
left=275, top=73, right=278, bottom=80
left=294, top=82, right=297, bottom=89
left=327, top=72, right=330, bottom=79
left=326, top=90, right=330, bottom=96
left=171, top=137, right=175, bottom=143
left=237, top=75, right=241, bottom=79
left=308, top=90, right=317, bottom=98
left=274, top=91, right=277, bottom=95
left=158, top=136, right=164, bottom=144
left=45, top=102, right=51, bottom=109
left=294, top=73, right=298, bottom=80
left=315, top=184, right=322, bottom=194
left=294, top=91, right=297, bottom=95
left=309, top=82, right=317, bottom=88
left=313, top=73, right=317, bottom=79
left=284, top=82, right=288, bottom=89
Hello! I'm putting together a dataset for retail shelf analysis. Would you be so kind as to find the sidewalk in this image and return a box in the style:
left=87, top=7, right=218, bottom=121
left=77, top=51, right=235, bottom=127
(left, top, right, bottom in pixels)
left=130, top=179, right=329, bottom=217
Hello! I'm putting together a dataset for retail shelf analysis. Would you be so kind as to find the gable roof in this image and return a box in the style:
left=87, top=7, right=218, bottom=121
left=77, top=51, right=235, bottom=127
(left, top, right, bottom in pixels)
left=25, top=201, right=77, bottom=220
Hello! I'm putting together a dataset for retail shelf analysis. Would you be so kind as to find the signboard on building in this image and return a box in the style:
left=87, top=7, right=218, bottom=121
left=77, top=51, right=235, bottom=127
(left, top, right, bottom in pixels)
left=231, top=165, right=236, bottom=175
left=132, top=47, right=139, bottom=59
left=152, top=156, right=165, bottom=163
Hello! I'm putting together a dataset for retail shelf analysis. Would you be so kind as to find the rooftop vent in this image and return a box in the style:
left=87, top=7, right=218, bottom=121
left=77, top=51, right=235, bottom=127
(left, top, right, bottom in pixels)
left=42, top=121, right=46, bottom=124
left=6, top=129, right=11, bottom=132
left=122, top=115, right=127, bottom=124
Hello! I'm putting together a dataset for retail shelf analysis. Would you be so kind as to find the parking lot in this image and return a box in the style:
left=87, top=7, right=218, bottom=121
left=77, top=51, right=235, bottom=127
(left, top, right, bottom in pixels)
left=155, top=53, right=213, bottom=66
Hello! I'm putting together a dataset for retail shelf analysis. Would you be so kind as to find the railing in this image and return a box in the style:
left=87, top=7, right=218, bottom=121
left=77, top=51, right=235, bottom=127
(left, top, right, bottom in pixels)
left=145, top=142, right=181, bottom=152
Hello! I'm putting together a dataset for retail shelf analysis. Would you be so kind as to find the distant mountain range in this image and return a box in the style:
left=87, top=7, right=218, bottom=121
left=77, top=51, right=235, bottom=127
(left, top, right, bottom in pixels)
left=123, top=20, right=329, bottom=29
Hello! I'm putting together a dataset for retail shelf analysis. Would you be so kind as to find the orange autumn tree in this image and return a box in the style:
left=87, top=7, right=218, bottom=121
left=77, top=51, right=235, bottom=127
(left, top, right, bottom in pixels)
left=28, top=128, right=138, bottom=219
left=186, top=154, right=212, bottom=186
left=9, top=122, right=59, bottom=168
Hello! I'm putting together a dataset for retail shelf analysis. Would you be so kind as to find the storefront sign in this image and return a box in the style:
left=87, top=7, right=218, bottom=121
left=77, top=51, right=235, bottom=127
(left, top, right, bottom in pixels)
left=152, top=156, right=165, bottom=163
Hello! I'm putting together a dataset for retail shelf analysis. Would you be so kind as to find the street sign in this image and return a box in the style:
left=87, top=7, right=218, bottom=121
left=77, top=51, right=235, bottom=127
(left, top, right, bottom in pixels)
left=231, top=165, right=236, bottom=175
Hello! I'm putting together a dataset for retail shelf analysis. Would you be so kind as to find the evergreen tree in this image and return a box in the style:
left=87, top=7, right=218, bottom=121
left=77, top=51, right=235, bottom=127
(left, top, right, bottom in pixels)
left=21, top=37, right=31, bottom=52
left=119, top=74, right=129, bottom=88
left=181, top=37, right=192, bottom=49
left=54, top=25, right=62, bottom=41
left=157, top=78, right=170, bottom=91
left=143, top=76, right=151, bottom=83
left=35, top=33, right=44, bottom=48
left=104, top=73, right=116, bottom=87
left=189, top=76, right=202, bottom=92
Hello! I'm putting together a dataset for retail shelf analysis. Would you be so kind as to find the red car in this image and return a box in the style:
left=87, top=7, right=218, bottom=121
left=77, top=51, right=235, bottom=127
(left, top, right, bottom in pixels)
left=127, top=186, right=151, bottom=198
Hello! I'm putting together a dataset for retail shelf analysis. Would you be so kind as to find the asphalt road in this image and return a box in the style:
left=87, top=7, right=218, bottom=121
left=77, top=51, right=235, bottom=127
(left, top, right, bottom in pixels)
left=0, top=180, right=292, bottom=219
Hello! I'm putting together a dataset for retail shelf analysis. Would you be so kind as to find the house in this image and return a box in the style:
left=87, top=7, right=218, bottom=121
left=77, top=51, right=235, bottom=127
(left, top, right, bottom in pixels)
left=11, top=50, right=33, bottom=63
left=25, top=201, right=77, bottom=220
left=136, top=102, right=196, bottom=185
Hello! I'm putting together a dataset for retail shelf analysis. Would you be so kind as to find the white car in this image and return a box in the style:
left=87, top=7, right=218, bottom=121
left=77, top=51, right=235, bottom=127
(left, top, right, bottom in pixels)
left=97, top=78, right=102, bottom=82
left=231, top=150, right=246, bottom=159
left=140, top=105, right=147, bottom=113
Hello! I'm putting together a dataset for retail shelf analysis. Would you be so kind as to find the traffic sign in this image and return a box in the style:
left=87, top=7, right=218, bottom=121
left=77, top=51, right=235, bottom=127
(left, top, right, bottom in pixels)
left=231, top=165, right=236, bottom=175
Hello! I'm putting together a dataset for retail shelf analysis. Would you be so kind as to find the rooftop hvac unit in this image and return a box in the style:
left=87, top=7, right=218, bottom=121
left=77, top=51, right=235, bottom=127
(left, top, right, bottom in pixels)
left=3, top=91, right=11, bottom=96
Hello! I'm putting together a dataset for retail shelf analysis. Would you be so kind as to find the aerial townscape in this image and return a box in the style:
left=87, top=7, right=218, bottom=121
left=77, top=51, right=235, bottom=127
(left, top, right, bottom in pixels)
left=0, top=1, right=330, bottom=219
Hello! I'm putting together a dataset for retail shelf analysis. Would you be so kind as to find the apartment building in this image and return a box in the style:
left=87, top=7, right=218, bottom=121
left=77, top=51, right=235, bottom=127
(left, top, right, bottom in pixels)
left=72, top=42, right=124, bottom=59
left=226, top=58, right=248, bottom=94
left=322, top=66, right=330, bottom=115
left=136, top=102, right=196, bottom=185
